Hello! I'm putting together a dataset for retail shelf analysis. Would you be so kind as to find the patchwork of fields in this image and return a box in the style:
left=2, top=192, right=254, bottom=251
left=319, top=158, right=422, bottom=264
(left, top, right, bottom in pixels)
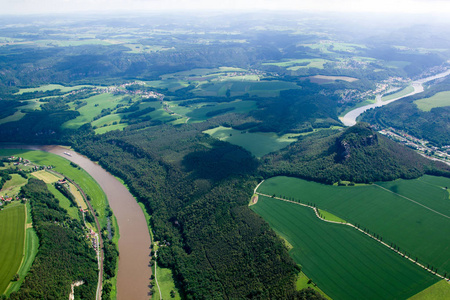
left=252, top=175, right=450, bottom=299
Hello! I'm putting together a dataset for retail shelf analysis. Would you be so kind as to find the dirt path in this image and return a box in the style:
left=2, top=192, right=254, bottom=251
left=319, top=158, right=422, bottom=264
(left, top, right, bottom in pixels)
left=255, top=188, right=450, bottom=282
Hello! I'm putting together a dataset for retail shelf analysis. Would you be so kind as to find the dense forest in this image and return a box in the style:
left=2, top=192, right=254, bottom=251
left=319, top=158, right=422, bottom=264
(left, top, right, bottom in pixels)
left=260, top=123, right=450, bottom=184
left=7, top=179, right=97, bottom=300
left=74, top=123, right=299, bottom=299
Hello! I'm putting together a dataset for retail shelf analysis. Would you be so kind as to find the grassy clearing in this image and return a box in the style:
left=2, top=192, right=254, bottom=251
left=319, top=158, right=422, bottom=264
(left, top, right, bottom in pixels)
left=257, top=175, right=450, bottom=279
left=152, top=266, right=181, bottom=300
left=414, top=91, right=450, bottom=111
left=0, top=174, right=28, bottom=198
left=194, top=80, right=300, bottom=97
left=31, top=170, right=62, bottom=183
left=0, top=149, right=109, bottom=228
left=263, top=58, right=328, bottom=69
left=63, top=93, right=124, bottom=129
left=308, top=75, right=358, bottom=83
left=186, top=100, right=257, bottom=120
left=408, top=280, right=450, bottom=300
left=203, top=126, right=297, bottom=157
left=339, top=98, right=376, bottom=117
left=318, top=209, right=346, bottom=223
left=15, top=84, right=92, bottom=95
left=382, top=85, right=414, bottom=101
left=296, top=272, right=331, bottom=299
left=68, top=183, right=87, bottom=210
left=0, top=203, right=26, bottom=294
left=251, top=195, right=438, bottom=300
left=0, top=111, right=26, bottom=125
left=46, top=184, right=80, bottom=221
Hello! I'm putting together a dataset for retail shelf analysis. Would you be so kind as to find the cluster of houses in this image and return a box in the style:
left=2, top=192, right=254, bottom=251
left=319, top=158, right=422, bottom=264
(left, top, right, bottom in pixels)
left=87, top=228, right=99, bottom=250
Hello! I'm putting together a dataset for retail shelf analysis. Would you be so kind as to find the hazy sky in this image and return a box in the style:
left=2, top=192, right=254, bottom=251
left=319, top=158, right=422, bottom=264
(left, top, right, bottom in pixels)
left=1, top=0, right=450, bottom=15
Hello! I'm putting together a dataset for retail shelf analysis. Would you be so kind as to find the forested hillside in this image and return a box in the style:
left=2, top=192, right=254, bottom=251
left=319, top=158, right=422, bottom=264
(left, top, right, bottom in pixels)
left=74, top=123, right=298, bottom=299
left=260, top=123, right=450, bottom=184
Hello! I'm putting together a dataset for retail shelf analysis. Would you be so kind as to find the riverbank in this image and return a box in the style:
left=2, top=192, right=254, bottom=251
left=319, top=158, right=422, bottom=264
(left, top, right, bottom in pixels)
left=0, top=145, right=152, bottom=300
left=340, top=69, right=450, bottom=126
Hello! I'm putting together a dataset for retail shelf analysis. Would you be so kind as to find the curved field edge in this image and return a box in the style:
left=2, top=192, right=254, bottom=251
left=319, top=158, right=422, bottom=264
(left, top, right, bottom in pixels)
left=257, top=175, right=450, bottom=278
left=251, top=196, right=438, bottom=300
left=0, top=203, right=25, bottom=294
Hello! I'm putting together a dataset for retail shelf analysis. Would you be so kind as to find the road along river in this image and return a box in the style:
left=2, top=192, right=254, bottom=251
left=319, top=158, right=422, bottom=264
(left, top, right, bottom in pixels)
left=1, top=144, right=152, bottom=300
left=340, top=69, right=450, bottom=126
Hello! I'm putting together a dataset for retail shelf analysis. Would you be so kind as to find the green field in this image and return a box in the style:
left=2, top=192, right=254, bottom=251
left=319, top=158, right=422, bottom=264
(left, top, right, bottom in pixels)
left=203, top=126, right=298, bottom=157
left=0, top=203, right=26, bottom=294
left=46, top=184, right=81, bottom=221
left=0, top=174, right=28, bottom=198
left=194, top=80, right=300, bottom=97
left=62, top=93, right=125, bottom=129
left=382, top=85, right=414, bottom=102
left=251, top=195, right=438, bottom=300
left=184, top=100, right=257, bottom=121
left=152, top=266, right=181, bottom=300
left=338, top=98, right=376, bottom=117
left=5, top=225, right=39, bottom=296
left=0, top=149, right=109, bottom=228
left=414, top=91, right=450, bottom=111
left=408, top=280, right=450, bottom=300
left=263, top=58, right=329, bottom=70
left=256, top=176, right=450, bottom=282
left=296, top=272, right=331, bottom=299
left=16, top=84, right=92, bottom=95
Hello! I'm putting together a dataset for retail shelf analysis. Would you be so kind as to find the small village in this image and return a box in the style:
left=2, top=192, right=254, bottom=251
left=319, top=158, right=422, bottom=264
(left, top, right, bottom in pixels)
left=379, top=127, right=450, bottom=165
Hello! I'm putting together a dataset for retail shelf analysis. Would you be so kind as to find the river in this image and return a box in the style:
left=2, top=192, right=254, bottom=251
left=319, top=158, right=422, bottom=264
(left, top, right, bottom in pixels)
left=340, top=69, right=450, bottom=126
left=1, top=144, right=152, bottom=300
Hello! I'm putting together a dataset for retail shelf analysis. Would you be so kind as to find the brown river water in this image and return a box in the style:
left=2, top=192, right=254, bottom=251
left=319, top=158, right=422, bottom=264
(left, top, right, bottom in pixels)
left=2, top=144, right=152, bottom=300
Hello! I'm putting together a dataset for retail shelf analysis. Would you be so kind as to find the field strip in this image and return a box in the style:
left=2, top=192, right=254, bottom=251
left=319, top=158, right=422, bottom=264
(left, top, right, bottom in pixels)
left=154, top=250, right=162, bottom=300
left=373, top=184, right=450, bottom=220
left=255, top=190, right=450, bottom=282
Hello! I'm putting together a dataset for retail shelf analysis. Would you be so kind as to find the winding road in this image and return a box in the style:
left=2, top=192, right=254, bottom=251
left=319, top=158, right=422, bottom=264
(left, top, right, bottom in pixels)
left=340, top=69, right=450, bottom=127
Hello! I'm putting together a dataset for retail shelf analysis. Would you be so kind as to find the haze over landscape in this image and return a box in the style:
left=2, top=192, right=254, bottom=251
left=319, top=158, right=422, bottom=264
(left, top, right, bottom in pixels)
left=1, top=1, right=450, bottom=300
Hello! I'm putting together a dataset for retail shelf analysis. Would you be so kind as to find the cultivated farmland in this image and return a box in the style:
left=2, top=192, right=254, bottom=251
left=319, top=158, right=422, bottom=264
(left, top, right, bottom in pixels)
left=0, top=149, right=109, bottom=227
left=251, top=195, right=438, bottom=300
left=0, top=203, right=26, bottom=294
left=255, top=176, right=450, bottom=294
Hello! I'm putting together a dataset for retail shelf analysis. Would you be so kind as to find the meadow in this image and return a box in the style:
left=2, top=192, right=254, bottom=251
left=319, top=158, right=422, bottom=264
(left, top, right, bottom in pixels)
left=0, top=203, right=25, bottom=294
left=381, top=85, right=415, bottom=101
left=62, top=93, right=126, bottom=129
left=263, top=58, right=329, bottom=70
left=0, top=174, right=28, bottom=198
left=257, top=176, right=450, bottom=281
left=414, top=91, right=450, bottom=111
left=15, top=84, right=93, bottom=95
left=203, top=126, right=298, bottom=157
left=251, top=195, right=438, bottom=300
left=193, top=80, right=301, bottom=97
